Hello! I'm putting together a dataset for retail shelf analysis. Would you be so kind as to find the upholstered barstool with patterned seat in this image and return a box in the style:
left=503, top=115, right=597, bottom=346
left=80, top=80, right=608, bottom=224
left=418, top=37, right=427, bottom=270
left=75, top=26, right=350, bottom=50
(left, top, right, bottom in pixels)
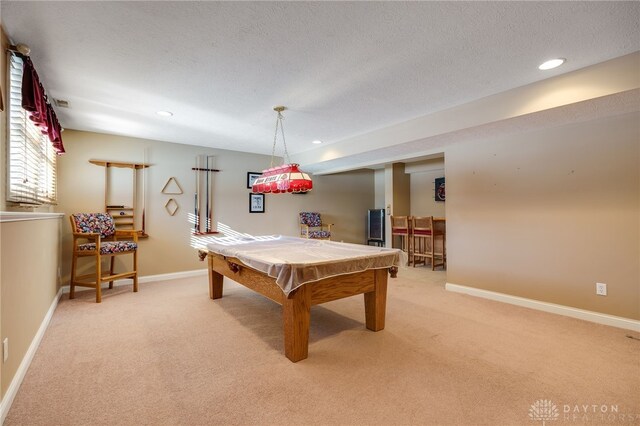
left=69, top=213, right=139, bottom=303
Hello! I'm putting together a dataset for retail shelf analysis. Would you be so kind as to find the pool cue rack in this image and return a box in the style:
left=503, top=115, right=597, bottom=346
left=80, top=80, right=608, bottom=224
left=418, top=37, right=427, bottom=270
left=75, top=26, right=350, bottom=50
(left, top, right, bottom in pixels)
left=89, top=159, right=150, bottom=239
left=192, top=155, right=220, bottom=235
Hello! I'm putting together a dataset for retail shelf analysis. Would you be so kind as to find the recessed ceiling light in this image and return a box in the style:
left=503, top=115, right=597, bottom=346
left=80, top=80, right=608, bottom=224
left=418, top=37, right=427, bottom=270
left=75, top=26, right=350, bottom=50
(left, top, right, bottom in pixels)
left=156, top=110, right=173, bottom=117
left=538, top=58, right=565, bottom=70
left=312, top=140, right=323, bottom=144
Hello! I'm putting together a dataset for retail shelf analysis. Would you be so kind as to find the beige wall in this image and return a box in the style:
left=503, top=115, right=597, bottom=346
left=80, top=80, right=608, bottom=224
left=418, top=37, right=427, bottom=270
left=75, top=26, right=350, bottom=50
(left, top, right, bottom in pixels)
left=392, top=163, right=410, bottom=216
left=56, top=130, right=374, bottom=280
left=407, top=158, right=446, bottom=218
left=374, top=169, right=385, bottom=209
left=445, top=112, right=639, bottom=320
left=0, top=216, right=61, bottom=397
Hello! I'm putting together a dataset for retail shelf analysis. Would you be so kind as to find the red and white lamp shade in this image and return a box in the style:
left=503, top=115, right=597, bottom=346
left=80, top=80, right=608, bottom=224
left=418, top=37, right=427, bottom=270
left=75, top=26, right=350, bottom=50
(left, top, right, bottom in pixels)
left=251, top=163, right=312, bottom=194
left=252, top=106, right=313, bottom=194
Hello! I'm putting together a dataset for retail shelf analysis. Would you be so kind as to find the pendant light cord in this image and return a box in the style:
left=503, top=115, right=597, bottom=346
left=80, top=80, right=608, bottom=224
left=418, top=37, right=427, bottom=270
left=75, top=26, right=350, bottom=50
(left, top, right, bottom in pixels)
left=270, top=110, right=291, bottom=168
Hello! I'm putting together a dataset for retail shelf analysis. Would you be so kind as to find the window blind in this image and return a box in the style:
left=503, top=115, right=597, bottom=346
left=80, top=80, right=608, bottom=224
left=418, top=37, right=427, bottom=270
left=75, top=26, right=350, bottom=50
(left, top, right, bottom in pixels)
left=7, top=54, right=57, bottom=205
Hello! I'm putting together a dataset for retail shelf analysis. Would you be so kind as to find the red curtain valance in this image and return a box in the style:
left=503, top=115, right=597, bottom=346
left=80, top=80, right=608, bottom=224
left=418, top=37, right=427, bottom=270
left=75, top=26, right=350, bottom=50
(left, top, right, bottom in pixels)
left=20, top=56, right=65, bottom=154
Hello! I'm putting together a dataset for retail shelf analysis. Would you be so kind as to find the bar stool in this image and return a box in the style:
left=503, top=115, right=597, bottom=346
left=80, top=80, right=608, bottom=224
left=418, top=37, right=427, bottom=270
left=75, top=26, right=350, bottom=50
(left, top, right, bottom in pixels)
left=390, top=215, right=411, bottom=265
left=411, top=216, right=445, bottom=270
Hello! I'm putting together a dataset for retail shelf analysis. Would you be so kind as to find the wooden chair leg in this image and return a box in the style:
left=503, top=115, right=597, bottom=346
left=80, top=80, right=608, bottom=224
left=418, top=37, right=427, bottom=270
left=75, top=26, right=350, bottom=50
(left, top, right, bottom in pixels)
left=443, top=233, right=447, bottom=269
left=412, top=236, right=416, bottom=267
left=133, top=250, right=138, bottom=293
left=95, top=254, right=102, bottom=303
left=108, top=256, right=115, bottom=289
left=412, top=237, right=417, bottom=267
left=70, top=252, right=77, bottom=299
left=404, top=235, right=411, bottom=266
left=431, top=235, right=436, bottom=271
left=432, top=233, right=446, bottom=270
left=413, top=236, right=425, bottom=268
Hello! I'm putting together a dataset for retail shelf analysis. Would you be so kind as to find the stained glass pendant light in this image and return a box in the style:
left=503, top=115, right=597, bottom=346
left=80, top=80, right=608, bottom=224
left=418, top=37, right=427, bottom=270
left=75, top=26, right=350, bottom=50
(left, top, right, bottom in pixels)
left=252, top=106, right=313, bottom=194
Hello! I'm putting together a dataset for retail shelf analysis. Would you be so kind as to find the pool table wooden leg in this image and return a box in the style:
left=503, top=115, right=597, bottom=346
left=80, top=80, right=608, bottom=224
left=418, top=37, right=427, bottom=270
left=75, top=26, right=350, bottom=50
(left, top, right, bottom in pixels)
left=283, top=285, right=311, bottom=362
left=364, top=268, right=388, bottom=331
left=208, top=257, right=223, bottom=299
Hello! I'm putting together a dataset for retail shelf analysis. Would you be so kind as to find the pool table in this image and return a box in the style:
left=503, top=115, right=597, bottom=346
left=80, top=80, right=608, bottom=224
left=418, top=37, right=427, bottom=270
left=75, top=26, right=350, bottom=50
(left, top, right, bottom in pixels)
left=197, top=236, right=400, bottom=362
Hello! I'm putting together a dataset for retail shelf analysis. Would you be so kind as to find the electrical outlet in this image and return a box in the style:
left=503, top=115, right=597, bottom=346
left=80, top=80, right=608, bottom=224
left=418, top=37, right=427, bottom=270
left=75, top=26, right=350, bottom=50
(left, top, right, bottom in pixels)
left=2, top=338, right=8, bottom=363
left=596, top=282, right=607, bottom=296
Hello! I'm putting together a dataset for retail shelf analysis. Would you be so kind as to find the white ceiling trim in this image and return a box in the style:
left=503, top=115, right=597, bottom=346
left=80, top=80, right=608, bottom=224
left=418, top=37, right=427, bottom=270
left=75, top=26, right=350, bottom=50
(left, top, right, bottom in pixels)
left=305, top=88, right=640, bottom=175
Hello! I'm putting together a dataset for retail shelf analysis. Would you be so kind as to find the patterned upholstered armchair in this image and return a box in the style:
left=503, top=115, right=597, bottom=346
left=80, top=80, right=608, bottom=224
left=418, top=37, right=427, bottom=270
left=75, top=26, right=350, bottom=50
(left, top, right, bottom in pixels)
left=69, top=213, right=139, bottom=303
left=299, top=212, right=332, bottom=240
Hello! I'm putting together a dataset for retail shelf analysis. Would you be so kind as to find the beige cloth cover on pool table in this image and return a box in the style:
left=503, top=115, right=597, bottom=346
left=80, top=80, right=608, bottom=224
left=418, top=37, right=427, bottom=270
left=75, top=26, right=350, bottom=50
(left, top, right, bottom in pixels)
left=206, top=236, right=400, bottom=295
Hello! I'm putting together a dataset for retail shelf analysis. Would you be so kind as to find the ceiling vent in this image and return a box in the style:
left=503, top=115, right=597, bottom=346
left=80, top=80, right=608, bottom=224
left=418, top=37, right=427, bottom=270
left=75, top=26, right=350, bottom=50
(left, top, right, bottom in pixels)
left=54, top=99, right=70, bottom=108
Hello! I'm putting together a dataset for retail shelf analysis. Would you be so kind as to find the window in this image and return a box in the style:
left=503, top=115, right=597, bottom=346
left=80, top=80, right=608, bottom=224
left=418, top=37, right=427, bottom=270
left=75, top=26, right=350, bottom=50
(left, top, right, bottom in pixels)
left=7, top=54, right=57, bottom=205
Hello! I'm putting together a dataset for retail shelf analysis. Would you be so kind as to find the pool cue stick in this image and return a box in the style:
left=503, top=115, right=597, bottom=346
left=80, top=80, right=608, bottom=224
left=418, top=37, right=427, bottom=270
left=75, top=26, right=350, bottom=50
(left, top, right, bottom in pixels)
left=207, top=155, right=215, bottom=232
left=205, top=156, right=210, bottom=232
left=198, top=155, right=202, bottom=233
left=132, top=163, right=137, bottom=232
left=141, top=149, right=146, bottom=236
left=194, top=156, right=199, bottom=233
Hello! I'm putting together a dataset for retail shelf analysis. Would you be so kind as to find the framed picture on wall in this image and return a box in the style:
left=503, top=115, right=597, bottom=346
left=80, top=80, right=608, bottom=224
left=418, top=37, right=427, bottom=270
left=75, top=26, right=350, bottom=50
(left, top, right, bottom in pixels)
left=247, top=172, right=261, bottom=189
left=249, top=193, right=265, bottom=213
left=435, top=177, right=445, bottom=202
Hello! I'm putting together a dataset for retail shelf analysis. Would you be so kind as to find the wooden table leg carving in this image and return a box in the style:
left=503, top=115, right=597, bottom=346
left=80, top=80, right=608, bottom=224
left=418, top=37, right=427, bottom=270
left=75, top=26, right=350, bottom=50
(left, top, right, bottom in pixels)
left=226, top=261, right=241, bottom=273
left=364, top=268, right=388, bottom=331
left=283, top=285, right=311, bottom=362
left=389, top=266, right=398, bottom=278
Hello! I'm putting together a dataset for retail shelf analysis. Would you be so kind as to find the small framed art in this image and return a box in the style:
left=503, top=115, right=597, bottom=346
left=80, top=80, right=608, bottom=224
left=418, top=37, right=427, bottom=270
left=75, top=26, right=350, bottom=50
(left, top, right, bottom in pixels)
left=435, top=177, right=445, bottom=202
left=249, top=193, right=265, bottom=213
left=247, top=172, right=261, bottom=189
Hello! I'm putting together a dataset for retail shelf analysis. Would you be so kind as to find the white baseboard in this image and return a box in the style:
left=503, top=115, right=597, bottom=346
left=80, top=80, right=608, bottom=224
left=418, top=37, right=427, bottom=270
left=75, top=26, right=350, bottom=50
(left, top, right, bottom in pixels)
left=0, top=288, right=63, bottom=425
left=60, top=268, right=207, bottom=294
left=137, top=268, right=208, bottom=283
left=445, top=282, right=640, bottom=332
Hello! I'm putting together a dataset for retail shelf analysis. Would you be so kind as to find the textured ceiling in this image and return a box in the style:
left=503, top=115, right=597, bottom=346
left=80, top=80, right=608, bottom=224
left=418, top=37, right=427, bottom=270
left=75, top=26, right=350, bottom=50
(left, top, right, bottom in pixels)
left=2, top=1, right=639, bottom=166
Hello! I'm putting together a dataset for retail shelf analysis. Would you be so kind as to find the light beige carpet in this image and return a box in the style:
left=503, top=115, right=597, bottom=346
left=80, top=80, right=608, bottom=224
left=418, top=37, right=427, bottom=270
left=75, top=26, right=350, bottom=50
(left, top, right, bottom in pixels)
left=5, top=267, right=639, bottom=425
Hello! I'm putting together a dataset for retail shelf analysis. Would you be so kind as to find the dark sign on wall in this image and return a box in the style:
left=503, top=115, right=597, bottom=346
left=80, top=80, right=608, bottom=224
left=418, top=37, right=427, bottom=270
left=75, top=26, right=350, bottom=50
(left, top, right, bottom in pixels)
left=435, top=177, right=445, bottom=202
